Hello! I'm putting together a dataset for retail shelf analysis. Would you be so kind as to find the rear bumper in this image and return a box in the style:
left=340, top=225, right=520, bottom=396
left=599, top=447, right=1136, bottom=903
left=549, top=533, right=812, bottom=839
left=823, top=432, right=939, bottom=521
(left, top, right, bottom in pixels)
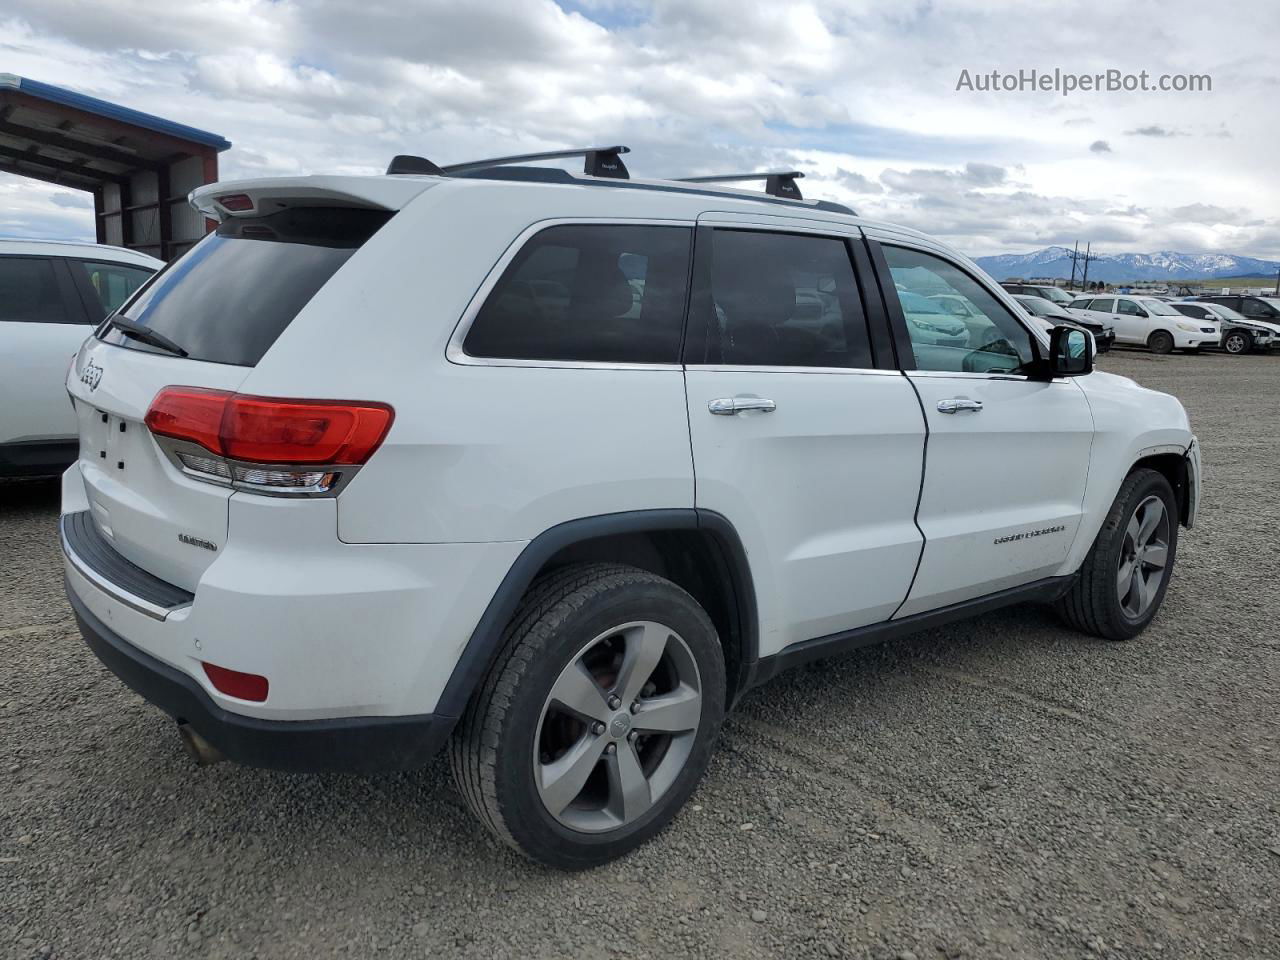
left=69, top=586, right=450, bottom=772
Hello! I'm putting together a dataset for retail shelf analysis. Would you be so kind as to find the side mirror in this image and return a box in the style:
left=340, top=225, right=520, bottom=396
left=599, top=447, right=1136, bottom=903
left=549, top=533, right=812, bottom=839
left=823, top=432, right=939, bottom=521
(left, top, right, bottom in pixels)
left=1049, top=325, right=1093, bottom=376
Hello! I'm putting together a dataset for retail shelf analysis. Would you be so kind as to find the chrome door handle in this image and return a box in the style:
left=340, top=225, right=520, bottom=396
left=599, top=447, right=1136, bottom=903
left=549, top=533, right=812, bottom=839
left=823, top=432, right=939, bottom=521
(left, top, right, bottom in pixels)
left=708, top=397, right=776, bottom=416
left=937, top=398, right=983, bottom=414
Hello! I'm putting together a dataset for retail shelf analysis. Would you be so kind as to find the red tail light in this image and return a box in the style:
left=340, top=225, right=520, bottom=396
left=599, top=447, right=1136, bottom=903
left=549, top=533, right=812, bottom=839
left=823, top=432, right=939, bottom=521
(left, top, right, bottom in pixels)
left=202, top=661, right=269, bottom=702
left=145, top=387, right=393, bottom=465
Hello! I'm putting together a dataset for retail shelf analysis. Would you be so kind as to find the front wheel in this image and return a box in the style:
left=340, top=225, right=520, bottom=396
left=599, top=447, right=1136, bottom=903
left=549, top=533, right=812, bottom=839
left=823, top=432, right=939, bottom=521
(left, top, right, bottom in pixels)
left=1056, top=468, right=1178, bottom=640
left=449, top=563, right=726, bottom=869
left=1222, top=329, right=1252, bottom=355
left=1147, top=331, right=1175, bottom=354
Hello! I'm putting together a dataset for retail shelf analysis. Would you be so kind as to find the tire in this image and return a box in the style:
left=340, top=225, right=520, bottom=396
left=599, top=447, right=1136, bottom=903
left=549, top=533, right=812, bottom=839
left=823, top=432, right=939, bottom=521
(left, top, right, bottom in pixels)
left=1147, top=331, right=1175, bottom=354
left=1056, top=468, right=1178, bottom=641
left=1222, top=329, right=1252, bottom=355
left=449, top=562, right=726, bottom=869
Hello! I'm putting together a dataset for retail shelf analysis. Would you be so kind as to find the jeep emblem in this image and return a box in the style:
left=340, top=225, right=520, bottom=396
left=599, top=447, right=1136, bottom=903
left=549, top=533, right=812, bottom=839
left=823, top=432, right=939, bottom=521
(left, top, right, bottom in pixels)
left=80, top=358, right=103, bottom=391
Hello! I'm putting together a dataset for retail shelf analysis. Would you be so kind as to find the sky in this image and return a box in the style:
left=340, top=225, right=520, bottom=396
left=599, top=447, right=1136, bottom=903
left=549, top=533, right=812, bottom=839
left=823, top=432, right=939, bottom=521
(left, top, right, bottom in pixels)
left=2, top=0, right=1277, bottom=259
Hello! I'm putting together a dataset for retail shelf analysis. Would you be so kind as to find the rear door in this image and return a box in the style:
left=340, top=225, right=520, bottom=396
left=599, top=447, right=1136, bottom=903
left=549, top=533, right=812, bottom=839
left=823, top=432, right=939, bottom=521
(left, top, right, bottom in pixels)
left=65, top=204, right=394, bottom=591
left=867, top=237, right=1094, bottom=617
left=0, top=255, right=91, bottom=448
left=682, top=216, right=926, bottom=655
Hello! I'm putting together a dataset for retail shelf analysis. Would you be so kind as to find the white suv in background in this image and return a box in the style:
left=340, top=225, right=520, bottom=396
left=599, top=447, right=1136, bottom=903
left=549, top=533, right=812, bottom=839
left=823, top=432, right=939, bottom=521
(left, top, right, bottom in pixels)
left=1, top=239, right=160, bottom=477
left=59, top=151, right=1201, bottom=869
left=1068, top=293, right=1220, bottom=353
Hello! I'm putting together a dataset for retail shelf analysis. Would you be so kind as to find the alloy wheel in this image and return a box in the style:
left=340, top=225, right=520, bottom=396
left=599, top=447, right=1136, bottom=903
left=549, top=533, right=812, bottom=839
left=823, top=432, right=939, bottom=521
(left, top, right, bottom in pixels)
left=534, top=621, right=702, bottom=833
left=1117, top=495, right=1170, bottom=620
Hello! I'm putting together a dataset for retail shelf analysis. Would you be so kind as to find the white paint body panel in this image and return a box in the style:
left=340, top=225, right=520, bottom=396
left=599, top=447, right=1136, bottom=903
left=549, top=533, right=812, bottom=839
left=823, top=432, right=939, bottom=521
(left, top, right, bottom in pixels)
left=686, top=367, right=926, bottom=655
left=896, top=374, right=1093, bottom=616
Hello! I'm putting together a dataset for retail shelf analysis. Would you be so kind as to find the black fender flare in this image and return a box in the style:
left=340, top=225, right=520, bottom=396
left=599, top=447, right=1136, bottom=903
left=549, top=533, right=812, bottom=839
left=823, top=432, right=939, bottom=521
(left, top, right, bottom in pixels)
left=431, top=508, right=758, bottom=726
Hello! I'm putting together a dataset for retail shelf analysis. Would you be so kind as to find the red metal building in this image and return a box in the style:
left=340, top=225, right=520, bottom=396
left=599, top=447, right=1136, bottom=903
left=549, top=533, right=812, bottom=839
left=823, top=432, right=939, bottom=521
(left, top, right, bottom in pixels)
left=0, top=74, right=231, bottom=261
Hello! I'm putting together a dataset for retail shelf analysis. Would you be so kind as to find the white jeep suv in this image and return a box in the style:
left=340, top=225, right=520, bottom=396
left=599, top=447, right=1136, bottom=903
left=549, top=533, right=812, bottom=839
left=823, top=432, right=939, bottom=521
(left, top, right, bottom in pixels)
left=59, top=149, right=1201, bottom=869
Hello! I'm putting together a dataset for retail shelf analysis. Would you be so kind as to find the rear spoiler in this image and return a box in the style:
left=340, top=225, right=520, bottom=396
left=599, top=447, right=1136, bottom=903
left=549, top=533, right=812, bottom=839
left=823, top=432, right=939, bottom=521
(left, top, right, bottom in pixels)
left=190, top=175, right=437, bottom=221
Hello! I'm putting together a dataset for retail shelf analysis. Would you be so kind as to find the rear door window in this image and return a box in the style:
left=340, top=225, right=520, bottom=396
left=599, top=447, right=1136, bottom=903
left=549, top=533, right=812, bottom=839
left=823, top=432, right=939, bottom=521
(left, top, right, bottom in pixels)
left=463, top=224, right=692, bottom=364
left=103, top=206, right=392, bottom=366
left=687, top=229, right=873, bottom=368
left=73, top=260, right=156, bottom=319
left=0, top=257, right=72, bottom=323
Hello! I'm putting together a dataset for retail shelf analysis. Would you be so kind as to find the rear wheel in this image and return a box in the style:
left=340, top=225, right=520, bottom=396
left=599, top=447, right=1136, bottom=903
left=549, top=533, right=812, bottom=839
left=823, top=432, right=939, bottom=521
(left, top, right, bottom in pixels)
left=449, top=563, right=726, bottom=869
left=1222, top=329, right=1252, bottom=355
left=1147, top=331, right=1175, bottom=354
left=1056, top=468, right=1178, bottom=640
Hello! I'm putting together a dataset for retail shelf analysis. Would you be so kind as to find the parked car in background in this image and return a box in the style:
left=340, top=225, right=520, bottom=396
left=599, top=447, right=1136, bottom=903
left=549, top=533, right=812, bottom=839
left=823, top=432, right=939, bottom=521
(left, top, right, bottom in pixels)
left=1069, top=294, right=1219, bottom=354
left=1192, top=294, right=1280, bottom=330
left=1001, top=282, right=1075, bottom=307
left=0, top=239, right=161, bottom=477
left=897, top=289, right=969, bottom=346
left=926, top=293, right=1004, bottom=347
left=1170, top=301, right=1278, bottom=354
left=1014, top=294, right=1114, bottom=353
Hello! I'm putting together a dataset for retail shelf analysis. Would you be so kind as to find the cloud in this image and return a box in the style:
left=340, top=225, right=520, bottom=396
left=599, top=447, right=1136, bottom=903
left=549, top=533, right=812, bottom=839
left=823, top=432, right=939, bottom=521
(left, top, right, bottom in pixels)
left=0, top=0, right=1278, bottom=259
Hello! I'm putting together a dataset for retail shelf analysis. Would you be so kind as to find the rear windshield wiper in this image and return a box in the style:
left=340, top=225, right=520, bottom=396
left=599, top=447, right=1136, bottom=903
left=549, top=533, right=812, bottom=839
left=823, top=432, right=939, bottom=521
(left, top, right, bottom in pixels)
left=105, top=316, right=189, bottom=358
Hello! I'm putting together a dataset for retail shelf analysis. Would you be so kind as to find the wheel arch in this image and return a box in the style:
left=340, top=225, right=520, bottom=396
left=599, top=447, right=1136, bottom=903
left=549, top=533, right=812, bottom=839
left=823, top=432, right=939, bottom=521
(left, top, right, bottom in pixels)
left=433, top=509, right=759, bottom=727
left=1128, top=451, right=1192, bottom=527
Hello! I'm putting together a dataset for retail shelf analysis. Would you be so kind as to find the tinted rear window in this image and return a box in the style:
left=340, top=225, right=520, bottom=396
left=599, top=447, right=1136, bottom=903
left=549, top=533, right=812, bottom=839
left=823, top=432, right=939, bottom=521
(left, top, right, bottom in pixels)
left=463, top=224, right=692, bottom=364
left=104, top=207, right=391, bottom=366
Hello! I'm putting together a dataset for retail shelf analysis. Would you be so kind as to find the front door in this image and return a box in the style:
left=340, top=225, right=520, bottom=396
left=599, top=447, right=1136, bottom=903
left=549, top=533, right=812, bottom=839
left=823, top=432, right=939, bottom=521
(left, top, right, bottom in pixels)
left=869, top=238, right=1095, bottom=617
left=682, top=219, right=927, bottom=656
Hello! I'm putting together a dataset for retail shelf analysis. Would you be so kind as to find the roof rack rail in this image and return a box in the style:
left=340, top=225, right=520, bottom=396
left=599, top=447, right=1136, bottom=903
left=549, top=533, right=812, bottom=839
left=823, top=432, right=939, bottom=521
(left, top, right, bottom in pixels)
left=675, top=171, right=804, bottom=200
left=443, top=145, right=630, bottom=179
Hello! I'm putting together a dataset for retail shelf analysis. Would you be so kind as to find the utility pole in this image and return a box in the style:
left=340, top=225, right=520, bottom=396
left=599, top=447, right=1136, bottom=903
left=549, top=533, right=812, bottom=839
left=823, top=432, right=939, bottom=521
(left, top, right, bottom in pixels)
left=1068, top=240, right=1080, bottom=290
left=1274, top=265, right=1279, bottom=297
left=1080, top=242, right=1094, bottom=291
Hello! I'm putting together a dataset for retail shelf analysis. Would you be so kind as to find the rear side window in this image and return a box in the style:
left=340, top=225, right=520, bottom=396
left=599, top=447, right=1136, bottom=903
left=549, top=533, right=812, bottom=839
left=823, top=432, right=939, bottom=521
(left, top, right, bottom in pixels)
left=105, top=207, right=392, bottom=366
left=74, top=260, right=155, bottom=318
left=1088, top=298, right=1115, bottom=312
left=690, top=229, right=873, bottom=368
left=464, top=224, right=692, bottom=364
left=0, top=257, right=70, bottom=323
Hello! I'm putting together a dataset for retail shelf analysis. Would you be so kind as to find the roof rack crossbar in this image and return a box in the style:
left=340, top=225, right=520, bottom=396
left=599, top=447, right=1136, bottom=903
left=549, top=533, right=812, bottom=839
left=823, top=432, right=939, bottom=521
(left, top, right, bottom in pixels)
left=676, top=170, right=804, bottom=200
left=441, top=145, right=630, bottom=179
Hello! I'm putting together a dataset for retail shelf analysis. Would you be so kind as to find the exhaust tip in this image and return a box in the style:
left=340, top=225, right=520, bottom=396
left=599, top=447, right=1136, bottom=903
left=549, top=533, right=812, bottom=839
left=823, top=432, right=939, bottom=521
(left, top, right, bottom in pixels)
left=177, top=722, right=225, bottom=767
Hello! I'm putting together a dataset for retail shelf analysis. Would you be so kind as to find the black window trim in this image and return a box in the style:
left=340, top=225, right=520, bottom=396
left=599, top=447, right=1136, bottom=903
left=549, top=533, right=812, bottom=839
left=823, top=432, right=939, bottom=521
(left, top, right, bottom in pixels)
left=0, top=253, right=90, bottom=325
left=446, top=217, right=695, bottom=371
left=681, top=222, right=895, bottom=374
left=868, top=236, right=1047, bottom=380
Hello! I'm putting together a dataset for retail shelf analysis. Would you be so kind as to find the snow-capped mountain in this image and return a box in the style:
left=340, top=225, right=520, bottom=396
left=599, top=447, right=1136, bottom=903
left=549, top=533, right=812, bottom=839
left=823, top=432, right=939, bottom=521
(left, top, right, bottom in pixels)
left=973, top=246, right=1280, bottom=282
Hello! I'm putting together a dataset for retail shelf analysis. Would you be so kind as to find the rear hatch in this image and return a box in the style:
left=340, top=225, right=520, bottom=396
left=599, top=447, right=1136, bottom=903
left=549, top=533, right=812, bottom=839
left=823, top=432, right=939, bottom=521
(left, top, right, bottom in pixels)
left=65, top=176, right=430, bottom=592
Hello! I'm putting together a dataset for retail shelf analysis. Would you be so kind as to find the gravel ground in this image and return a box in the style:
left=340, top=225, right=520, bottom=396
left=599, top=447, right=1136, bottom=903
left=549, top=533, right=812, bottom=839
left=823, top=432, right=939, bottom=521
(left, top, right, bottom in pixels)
left=3, top=349, right=1279, bottom=960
